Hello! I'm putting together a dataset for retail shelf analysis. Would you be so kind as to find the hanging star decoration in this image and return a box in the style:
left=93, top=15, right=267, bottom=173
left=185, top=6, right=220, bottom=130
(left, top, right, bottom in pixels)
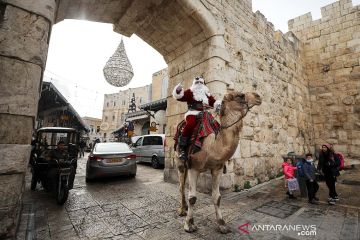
left=103, top=39, right=134, bottom=87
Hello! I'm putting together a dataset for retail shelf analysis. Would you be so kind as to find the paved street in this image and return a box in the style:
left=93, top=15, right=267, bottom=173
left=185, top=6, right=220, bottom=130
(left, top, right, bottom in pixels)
left=17, top=155, right=360, bottom=240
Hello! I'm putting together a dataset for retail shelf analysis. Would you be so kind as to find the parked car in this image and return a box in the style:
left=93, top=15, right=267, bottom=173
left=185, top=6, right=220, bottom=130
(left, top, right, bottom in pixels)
left=86, top=142, right=136, bottom=182
left=131, top=134, right=165, bottom=169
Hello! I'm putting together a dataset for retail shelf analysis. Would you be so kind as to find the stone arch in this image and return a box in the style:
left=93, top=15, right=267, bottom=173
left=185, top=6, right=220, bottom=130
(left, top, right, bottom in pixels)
left=54, top=0, right=231, bottom=182
left=0, top=1, right=232, bottom=236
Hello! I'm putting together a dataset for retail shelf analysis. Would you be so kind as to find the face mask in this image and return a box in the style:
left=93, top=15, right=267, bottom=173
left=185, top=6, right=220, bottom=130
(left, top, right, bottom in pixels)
left=306, top=159, right=313, bottom=163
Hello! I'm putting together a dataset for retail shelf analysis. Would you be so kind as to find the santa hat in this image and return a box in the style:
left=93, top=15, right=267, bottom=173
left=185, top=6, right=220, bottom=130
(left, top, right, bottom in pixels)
left=193, top=76, right=205, bottom=85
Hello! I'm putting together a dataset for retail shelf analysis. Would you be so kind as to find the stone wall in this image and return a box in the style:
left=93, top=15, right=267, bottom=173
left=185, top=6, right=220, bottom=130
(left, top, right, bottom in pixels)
left=151, top=68, right=168, bottom=101
left=1, top=0, right=358, bottom=237
left=0, top=1, right=56, bottom=238
left=289, top=0, right=360, bottom=164
left=163, top=0, right=313, bottom=192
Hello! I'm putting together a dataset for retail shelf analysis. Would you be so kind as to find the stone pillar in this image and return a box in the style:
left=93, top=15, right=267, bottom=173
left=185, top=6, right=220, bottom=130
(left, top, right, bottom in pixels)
left=0, top=0, right=56, bottom=238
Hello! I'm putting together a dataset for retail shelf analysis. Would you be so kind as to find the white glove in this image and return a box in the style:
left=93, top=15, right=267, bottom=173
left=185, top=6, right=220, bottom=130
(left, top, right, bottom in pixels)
left=214, top=100, right=222, bottom=113
left=175, top=83, right=183, bottom=93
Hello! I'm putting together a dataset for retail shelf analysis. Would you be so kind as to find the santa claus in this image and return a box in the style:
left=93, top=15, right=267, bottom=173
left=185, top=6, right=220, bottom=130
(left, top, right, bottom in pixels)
left=172, top=76, right=221, bottom=161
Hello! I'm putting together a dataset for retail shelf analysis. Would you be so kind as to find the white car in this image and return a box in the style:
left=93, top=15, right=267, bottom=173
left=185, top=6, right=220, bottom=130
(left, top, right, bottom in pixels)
left=131, top=134, right=165, bottom=169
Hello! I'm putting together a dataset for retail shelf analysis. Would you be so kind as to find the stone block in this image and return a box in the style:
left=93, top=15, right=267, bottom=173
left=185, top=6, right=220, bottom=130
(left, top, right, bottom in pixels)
left=2, top=0, right=56, bottom=23
left=0, top=5, right=50, bottom=67
left=244, top=158, right=255, bottom=177
left=163, top=168, right=178, bottom=184
left=0, top=56, right=42, bottom=117
left=0, top=114, right=33, bottom=144
left=349, top=145, right=360, bottom=157
left=220, top=173, right=234, bottom=190
left=241, top=126, right=254, bottom=138
left=0, top=174, right=23, bottom=207
left=239, top=139, right=251, bottom=158
left=350, top=66, right=360, bottom=79
left=0, top=144, right=30, bottom=175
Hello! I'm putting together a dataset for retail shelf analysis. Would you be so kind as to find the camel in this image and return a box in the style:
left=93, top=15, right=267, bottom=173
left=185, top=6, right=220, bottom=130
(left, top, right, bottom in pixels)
left=175, top=91, right=262, bottom=233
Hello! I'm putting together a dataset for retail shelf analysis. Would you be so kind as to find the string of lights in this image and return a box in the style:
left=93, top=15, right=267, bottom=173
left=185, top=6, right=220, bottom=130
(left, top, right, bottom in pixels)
left=44, top=69, right=106, bottom=117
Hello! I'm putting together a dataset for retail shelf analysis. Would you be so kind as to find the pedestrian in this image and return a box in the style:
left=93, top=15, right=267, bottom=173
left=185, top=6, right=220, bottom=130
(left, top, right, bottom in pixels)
left=302, top=153, right=319, bottom=204
left=79, top=140, right=86, bottom=158
left=317, top=144, right=340, bottom=205
left=282, top=157, right=297, bottom=199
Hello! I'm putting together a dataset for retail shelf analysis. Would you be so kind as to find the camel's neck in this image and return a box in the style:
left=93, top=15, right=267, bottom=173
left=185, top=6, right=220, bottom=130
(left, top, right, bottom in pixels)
left=208, top=115, right=243, bottom=161
left=218, top=116, right=242, bottom=145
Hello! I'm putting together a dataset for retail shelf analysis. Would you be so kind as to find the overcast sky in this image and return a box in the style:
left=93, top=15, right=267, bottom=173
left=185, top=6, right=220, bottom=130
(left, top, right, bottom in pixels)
left=45, top=0, right=360, bottom=119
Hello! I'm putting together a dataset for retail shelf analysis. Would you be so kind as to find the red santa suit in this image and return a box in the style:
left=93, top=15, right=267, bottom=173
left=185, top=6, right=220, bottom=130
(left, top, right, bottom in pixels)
left=172, top=78, right=221, bottom=138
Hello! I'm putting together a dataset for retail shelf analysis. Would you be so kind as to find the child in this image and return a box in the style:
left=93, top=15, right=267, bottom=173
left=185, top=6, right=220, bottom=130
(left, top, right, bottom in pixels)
left=282, top=157, right=298, bottom=199
left=302, top=153, right=319, bottom=204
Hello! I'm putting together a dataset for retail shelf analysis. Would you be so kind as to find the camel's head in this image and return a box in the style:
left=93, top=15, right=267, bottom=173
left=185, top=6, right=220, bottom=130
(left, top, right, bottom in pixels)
left=220, top=91, right=262, bottom=117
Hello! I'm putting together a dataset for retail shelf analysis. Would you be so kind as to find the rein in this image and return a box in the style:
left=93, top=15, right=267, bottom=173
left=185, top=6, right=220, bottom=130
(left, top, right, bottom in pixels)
left=220, top=102, right=251, bottom=129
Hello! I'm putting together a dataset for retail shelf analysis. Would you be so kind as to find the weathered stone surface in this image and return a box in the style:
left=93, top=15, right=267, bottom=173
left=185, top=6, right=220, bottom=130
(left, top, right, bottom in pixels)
left=0, top=114, right=33, bottom=145
left=0, top=56, right=42, bottom=116
left=0, top=174, right=24, bottom=238
left=289, top=0, right=360, bottom=166
left=0, top=3, right=359, bottom=239
left=0, top=5, right=49, bottom=67
left=3, top=0, right=56, bottom=23
left=0, top=144, right=31, bottom=175
left=0, top=174, right=23, bottom=207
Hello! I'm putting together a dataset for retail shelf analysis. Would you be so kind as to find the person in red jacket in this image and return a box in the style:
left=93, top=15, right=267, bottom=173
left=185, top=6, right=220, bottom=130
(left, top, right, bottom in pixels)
left=282, top=157, right=298, bottom=199
left=172, top=76, right=221, bottom=161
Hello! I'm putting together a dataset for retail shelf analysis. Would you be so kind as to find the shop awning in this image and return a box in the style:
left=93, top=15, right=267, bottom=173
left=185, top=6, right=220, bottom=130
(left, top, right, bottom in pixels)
left=140, top=98, right=167, bottom=111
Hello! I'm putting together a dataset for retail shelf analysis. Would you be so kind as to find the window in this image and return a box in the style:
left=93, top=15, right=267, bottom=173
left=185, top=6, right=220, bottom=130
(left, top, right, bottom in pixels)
left=135, top=137, right=143, bottom=147
left=105, top=116, right=108, bottom=121
left=90, top=125, right=94, bottom=133
left=113, top=102, right=116, bottom=107
left=95, top=143, right=131, bottom=153
left=112, top=116, right=115, bottom=121
left=140, top=97, right=142, bottom=104
left=142, top=136, right=163, bottom=146
left=107, top=102, right=109, bottom=107
left=104, top=132, right=107, bottom=138
left=96, top=126, right=100, bottom=132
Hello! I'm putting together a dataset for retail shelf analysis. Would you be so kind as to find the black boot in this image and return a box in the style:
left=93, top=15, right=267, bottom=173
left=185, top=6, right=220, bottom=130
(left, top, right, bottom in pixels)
left=178, top=136, right=189, bottom=162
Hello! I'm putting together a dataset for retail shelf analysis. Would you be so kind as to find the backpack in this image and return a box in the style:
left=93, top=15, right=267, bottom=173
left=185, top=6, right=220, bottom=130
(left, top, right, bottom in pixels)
left=296, top=160, right=305, bottom=177
left=335, top=152, right=345, bottom=171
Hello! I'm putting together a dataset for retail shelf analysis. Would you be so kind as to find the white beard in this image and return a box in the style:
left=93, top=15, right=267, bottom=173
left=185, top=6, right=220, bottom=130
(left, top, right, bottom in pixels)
left=190, top=84, right=210, bottom=105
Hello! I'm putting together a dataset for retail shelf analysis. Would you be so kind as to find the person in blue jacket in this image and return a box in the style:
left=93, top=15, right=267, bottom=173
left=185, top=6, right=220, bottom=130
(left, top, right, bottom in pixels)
left=302, top=153, right=319, bottom=204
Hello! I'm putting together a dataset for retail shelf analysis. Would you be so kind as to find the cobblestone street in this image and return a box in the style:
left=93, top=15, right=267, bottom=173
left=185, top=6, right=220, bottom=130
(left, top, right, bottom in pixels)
left=17, top=154, right=360, bottom=240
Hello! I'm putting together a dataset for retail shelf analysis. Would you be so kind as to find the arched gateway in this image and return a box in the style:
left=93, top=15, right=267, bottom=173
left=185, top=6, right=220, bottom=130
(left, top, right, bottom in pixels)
left=2, top=0, right=359, bottom=238
left=0, top=0, right=230, bottom=237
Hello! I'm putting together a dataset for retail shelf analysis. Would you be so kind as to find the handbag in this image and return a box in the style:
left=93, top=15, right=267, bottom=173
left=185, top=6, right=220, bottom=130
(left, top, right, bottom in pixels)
left=287, top=178, right=299, bottom=191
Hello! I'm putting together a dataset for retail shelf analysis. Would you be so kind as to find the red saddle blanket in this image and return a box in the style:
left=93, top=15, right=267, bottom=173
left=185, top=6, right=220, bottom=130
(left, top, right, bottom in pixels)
left=174, top=111, right=220, bottom=151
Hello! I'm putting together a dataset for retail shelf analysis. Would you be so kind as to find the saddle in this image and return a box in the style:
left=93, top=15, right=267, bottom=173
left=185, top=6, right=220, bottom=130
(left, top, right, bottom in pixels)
left=174, top=111, right=220, bottom=168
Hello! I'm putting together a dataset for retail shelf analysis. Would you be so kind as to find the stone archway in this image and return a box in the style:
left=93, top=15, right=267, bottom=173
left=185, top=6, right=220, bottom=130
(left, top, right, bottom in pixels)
left=0, top=0, right=229, bottom=237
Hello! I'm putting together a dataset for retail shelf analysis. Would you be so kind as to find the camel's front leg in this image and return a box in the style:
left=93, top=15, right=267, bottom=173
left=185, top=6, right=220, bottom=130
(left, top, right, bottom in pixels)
left=184, top=169, right=199, bottom=233
left=177, top=164, right=188, bottom=216
left=211, top=168, right=231, bottom=234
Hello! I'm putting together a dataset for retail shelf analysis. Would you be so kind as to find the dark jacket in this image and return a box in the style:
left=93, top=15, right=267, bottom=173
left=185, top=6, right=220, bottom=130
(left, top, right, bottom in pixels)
left=302, top=160, right=316, bottom=181
left=318, top=151, right=340, bottom=176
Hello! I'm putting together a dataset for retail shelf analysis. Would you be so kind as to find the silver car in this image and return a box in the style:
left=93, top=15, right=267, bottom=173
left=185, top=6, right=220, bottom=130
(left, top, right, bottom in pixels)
left=86, top=142, right=136, bottom=182
left=131, top=134, right=165, bottom=169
